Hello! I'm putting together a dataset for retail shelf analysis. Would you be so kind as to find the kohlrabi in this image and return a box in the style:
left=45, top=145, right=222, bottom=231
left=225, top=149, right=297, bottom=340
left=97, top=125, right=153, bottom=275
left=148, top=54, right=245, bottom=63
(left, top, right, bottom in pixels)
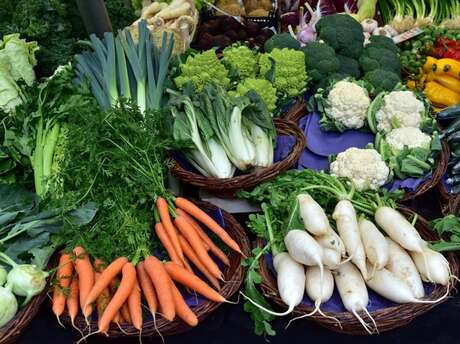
left=0, top=266, right=6, bottom=286
left=0, top=252, right=48, bottom=306
left=0, top=285, right=17, bottom=327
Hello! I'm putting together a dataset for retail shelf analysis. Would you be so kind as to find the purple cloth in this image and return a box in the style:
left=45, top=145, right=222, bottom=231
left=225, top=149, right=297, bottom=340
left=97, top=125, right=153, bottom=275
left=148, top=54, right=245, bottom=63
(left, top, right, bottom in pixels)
left=265, top=253, right=435, bottom=312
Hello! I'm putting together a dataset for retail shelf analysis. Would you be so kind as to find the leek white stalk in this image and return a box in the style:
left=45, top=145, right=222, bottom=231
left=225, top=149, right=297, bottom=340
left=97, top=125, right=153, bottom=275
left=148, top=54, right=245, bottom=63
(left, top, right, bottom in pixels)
left=251, top=124, right=273, bottom=168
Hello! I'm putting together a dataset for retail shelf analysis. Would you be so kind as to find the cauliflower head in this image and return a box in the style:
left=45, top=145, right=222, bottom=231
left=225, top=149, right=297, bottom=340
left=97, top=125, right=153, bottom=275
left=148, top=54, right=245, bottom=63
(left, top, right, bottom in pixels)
left=324, top=80, right=371, bottom=130
left=222, top=45, right=258, bottom=79
left=373, top=91, right=426, bottom=133
left=174, top=50, right=230, bottom=91
left=330, top=147, right=390, bottom=191
left=234, top=78, right=277, bottom=112
left=258, top=48, right=307, bottom=98
left=385, top=127, right=431, bottom=152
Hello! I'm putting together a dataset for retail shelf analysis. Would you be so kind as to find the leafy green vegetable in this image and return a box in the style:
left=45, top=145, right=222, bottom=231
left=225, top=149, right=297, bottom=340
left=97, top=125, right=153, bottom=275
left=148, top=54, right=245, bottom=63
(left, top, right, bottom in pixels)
left=430, top=215, right=460, bottom=252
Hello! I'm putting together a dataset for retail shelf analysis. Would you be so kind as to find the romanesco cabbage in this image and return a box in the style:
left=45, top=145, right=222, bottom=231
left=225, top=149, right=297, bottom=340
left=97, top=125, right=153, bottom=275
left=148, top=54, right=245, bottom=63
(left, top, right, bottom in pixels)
left=234, top=78, right=277, bottom=113
left=222, top=45, right=258, bottom=79
left=174, top=50, right=230, bottom=91
left=258, top=48, right=308, bottom=98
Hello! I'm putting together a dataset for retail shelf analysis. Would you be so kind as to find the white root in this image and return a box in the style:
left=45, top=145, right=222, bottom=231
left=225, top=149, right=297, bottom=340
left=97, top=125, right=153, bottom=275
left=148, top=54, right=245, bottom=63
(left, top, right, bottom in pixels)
left=359, top=218, right=389, bottom=272
left=410, top=245, right=451, bottom=286
left=297, top=193, right=330, bottom=236
left=316, top=229, right=346, bottom=257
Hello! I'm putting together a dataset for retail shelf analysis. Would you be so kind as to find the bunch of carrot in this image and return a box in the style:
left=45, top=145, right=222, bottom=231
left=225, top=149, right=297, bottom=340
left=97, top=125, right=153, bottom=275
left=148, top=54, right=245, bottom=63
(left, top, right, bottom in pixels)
left=51, top=197, right=243, bottom=335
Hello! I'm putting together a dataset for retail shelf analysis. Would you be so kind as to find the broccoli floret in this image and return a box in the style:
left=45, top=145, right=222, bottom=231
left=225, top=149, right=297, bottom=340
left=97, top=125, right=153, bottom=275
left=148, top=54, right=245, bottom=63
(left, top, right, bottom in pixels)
left=175, top=50, right=230, bottom=91
left=336, top=54, right=361, bottom=79
left=368, top=35, right=400, bottom=54
left=315, top=14, right=364, bottom=59
left=264, top=32, right=300, bottom=52
left=359, top=46, right=401, bottom=76
left=222, top=45, right=258, bottom=79
left=364, top=69, right=401, bottom=95
left=258, top=48, right=308, bottom=98
left=233, top=78, right=278, bottom=112
left=301, top=42, right=340, bottom=82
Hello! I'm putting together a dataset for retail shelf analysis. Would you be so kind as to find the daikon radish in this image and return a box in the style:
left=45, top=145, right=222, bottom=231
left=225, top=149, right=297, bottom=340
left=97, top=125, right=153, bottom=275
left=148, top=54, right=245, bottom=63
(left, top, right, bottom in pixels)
left=386, top=238, right=424, bottom=298
left=359, top=218, right=389, bottom=274
left=284, top=230, right=324, bottom=268
left=322, top=248, right=341, bottom=270
left=333, top=200, right=368, bottom=280
left=375, top=207, right=425, bottom=253
left=316, top=229, right=346, bottom=257
left=410, top=246, right=451, bottom=286
left=334, top=262, right=375, bottom=334
left=297, top=193, right=330, bottom=236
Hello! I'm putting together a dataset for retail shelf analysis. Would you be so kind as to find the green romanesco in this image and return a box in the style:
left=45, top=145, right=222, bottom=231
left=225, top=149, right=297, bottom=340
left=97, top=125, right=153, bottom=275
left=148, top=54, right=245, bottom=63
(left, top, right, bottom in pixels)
left=222, top=45, right=258, bottom=79
left=174, top=50, right=230, bottom=91
left=259, top=48, right=307, bottom=98
left=233, top=78, right=277, bottom=112
left=301, top=42, right=340, bottom=83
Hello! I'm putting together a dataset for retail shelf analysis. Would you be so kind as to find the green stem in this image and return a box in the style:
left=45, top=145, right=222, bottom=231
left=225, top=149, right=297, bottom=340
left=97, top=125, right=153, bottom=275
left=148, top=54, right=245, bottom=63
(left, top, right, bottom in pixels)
left=262, top=204, right=280, bottom=256
left=0, top=252, right=17, bottom=267
left=42, top=122, right=60, bottom=180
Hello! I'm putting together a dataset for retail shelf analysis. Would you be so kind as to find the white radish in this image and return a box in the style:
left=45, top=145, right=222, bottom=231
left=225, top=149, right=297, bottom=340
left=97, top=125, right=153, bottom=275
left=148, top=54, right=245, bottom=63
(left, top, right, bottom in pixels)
left=333, top=262, right=375, bottom=334
left=242, top=252, right=305, bottom=316
left=358, top=218, right=389, bottom=274
left=375, top=207, right=425, bottom=253
left=316, top=229, right=346, bottom=257
left=297, top=193, right=330, bottom=236
left=322, top=248, right=341, bottom=270
left=410, top=246, right=451, bottom=286
left=333, top=200, right=368, bottom=280
left=365, top=262, right=448, bottom=304
left=287, top=267, right=340, bottom=327
left=284, top=230, right=324, bottom=268
left=386, top=238, right=424, bottom=298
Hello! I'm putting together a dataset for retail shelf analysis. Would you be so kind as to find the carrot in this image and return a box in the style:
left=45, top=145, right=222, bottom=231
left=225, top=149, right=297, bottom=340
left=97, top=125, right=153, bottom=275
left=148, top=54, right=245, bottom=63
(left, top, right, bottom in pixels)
left=174, top=216, right=222, bottom=279
left=143, top=256, right=175, bottom=321
left=164, top=262, right=225, bottom=303
left=109, top=278, right=123, bottom=324
left=73, top=246, right=95, bottom=318
left=95, top=272, right=111, bottom=318
left=155, top=222, right=183, bottom=267
left=178, top=235, right=221, bottom=291
left=136, top=261, right=158, bottom=316
left=52, top=253, right=74, bottom=319
left=157, top=197, right=184, bottom=261
left=93, top=258, right=106, bottom=273
left=84, top=257, right=128, bottom=313
left=66, top=276, right=80, bottom=328
left=121, top=302, right=132, bottom=324
left=98, top=262, right=136, bottom=333
left=170, top=282, right=198, bottom=327
left=175, top=197, right=242, bottom=254
left=177, top=209, right=230, bottom=266
left=128, top=280, right=143, bottom=331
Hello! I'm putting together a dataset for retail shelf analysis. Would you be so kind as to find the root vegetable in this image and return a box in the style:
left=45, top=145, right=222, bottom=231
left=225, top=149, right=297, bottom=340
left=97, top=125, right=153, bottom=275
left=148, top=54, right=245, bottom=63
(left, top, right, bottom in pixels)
left=316, top=229, right=346, bottom=257
left=410, top=246, right=451, bottom=286
left=359, top=218, right=389, bottom=273
left=297, top=193, right=330, bottom=236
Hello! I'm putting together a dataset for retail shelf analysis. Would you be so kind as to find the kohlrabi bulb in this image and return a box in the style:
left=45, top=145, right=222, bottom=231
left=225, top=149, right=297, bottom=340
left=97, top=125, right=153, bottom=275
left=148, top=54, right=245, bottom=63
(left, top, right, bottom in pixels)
left=6, top=264, right=48, bottom=305
left=0, top=286, right=18, bottom=327
left=0, top=266, right=6, bottom=286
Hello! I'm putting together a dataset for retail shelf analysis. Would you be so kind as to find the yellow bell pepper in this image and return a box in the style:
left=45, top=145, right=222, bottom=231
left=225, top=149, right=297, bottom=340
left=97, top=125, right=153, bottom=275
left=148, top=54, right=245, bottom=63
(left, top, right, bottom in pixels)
left=424, top=81, right=460, bottom=107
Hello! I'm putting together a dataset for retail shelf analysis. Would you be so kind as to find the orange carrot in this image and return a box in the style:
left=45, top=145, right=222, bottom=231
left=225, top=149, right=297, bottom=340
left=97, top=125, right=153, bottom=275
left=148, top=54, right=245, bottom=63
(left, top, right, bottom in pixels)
left=174, top=216, right=222, bottom=279
left=93, top=258, right=106, bottom=272
left=143, top=256, right=175, bottom=321
left=109, top=278, right=123, bottom=324
left=66, top=276, right=80, bottom=328
left=98, top=262, right=136, bottom=333
left=95, top=272, right=111, bottom=318
left=84, top=257, right=128, bottom=313
left=170, top=282, right=198, bottom=327
left=52, top=253, right=74, bottom=319
left=121, top=302, right=132, bottom=324
left=178, top=235, right=221, bottom=291
left=164, top=262, right=225, bottom=303
left=175, top=197, right=242, bottom=254
left=128, top=280, right=143, bottom=331
left=155, top=222, right=183, bottom=267
left=136, top=261, right=158, bottom=316
left=177, top=209, right=230, bottom=266
left=157, top=197, right=183, bottom=261
left=73, top=246, right=95, bottom=318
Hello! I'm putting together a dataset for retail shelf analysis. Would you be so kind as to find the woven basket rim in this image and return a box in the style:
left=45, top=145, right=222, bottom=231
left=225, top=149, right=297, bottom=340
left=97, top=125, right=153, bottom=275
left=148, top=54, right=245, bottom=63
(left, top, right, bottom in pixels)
left=448, top=193, right=460, bottom=216
left=0, top=284, right=48, bottom=344
left=169, top=118, right=306, bottom=193
left=257, top=205, right=459, bottom=335
left=58, top=201, right=250, bottom=338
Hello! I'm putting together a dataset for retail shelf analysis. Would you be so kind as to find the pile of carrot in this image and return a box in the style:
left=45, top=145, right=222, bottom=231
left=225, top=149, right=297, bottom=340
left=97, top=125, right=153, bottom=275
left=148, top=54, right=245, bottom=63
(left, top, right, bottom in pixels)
left=51, top=197, right=243, bottom=335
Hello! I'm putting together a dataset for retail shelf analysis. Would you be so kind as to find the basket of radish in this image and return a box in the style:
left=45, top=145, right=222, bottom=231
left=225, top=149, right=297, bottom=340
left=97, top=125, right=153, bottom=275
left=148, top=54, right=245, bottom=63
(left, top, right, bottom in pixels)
left=239, top=169, right=458, bottom=336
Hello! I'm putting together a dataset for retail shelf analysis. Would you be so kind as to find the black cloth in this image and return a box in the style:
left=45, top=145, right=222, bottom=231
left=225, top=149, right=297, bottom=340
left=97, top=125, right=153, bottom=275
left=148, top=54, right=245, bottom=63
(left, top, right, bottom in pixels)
left=19, top=191, right=459, bottom=344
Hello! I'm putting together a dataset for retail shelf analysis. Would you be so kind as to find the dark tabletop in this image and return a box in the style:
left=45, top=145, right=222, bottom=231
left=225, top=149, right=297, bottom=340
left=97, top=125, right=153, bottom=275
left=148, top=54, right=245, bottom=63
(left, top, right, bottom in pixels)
left=19, top=190, right=460, bottom=344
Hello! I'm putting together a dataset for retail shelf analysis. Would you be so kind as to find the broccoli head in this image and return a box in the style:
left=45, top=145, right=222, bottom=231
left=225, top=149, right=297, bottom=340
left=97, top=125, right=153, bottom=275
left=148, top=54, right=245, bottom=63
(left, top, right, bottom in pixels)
left=315, top=14, right=364, bottom=59
left=264, top=32, right=300, bottom=52
left=259, top=48, right=308, bottom=98
left=368, top=35, right=400, bottom=54
left=336, top=54, right=361, bottom=79
left=359, top=46, right=401, bottom=76
left=301, top=42, right=340, bottom=82
left=364, top=69, right=401, bottom=95
left=222, top=45, right=258, bottom=79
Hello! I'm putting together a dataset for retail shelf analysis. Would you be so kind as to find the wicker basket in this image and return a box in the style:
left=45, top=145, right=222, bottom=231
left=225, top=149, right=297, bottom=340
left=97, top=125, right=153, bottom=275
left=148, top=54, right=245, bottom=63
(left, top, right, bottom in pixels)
left=257, top=206, right=459, bottom=335
left=0, top=289, right=48, bottom=344
left=283, top=99, right=306, bottom=123
left=60, top=201, right=250, bottom=338
left=448, top=193, right=460, bottom=215
left=169, top=119, right=306, bottom=196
